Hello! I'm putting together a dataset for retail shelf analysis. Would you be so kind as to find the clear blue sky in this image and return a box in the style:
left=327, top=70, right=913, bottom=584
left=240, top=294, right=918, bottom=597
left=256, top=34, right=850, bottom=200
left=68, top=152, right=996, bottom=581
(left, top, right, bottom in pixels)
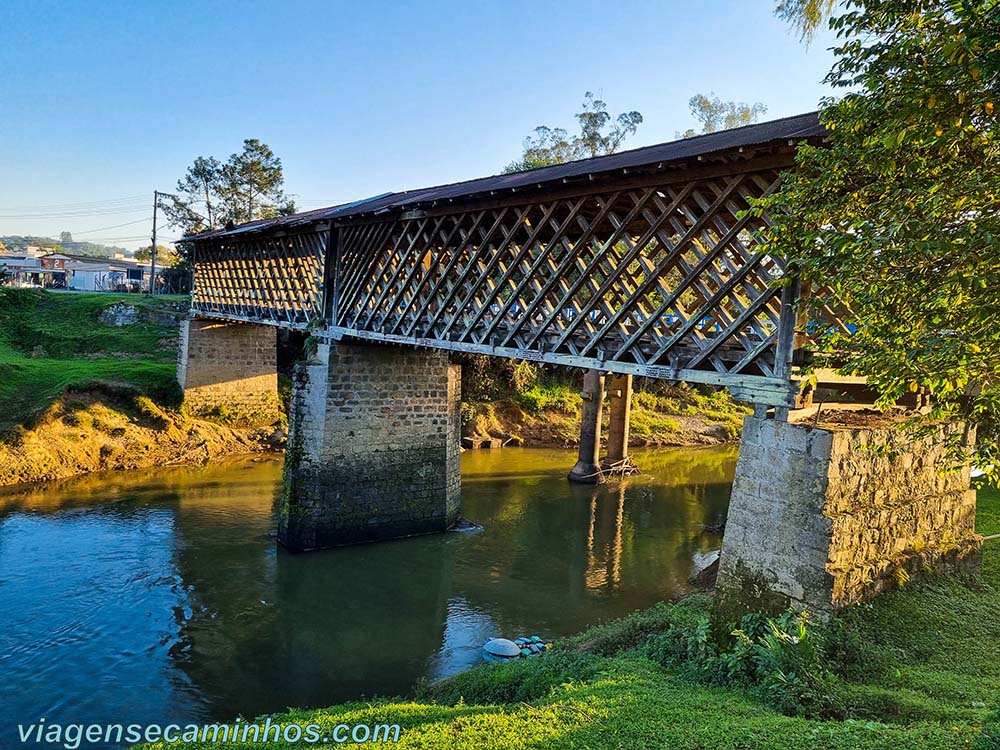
left=0, top=0, right=839, bottom=250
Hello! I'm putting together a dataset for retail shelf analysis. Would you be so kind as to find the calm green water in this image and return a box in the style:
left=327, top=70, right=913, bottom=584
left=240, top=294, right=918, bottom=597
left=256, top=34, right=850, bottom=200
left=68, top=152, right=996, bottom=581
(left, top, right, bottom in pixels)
left=0, top=447, right=735, bottom=737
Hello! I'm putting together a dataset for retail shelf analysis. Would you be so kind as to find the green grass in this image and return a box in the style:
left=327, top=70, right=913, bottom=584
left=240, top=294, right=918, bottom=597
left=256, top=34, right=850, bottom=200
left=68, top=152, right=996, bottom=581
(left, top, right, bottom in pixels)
left=142, top=490, right=1000, bottom=750
left=0, top=289, right=185, bottom=431
left=516, top=382, right=580, bottom=415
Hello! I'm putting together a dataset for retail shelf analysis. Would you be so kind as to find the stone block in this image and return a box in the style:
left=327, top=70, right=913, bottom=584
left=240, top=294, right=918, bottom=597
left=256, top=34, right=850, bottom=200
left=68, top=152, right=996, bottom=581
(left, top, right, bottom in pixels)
left=718, top=416, right=981, bottom=614
left=176, top=317, right=279, bottom=425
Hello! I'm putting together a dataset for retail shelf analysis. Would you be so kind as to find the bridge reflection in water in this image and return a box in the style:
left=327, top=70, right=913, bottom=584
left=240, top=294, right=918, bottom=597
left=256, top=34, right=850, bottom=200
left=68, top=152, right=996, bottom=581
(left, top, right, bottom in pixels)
left=0, top=447, right=735, bottom=729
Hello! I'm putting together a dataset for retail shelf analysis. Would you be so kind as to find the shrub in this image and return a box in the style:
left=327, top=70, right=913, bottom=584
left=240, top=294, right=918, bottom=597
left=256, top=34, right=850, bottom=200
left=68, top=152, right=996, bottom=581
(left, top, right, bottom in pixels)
left=752, top=612, right=841, bottom=718
left=517, top=384, right=578, bottom=415
left=644, top=609, right=843, bottom=718
left=561, top=596, right=712, bottom=656
left=645, top=619, right=720, bottom=681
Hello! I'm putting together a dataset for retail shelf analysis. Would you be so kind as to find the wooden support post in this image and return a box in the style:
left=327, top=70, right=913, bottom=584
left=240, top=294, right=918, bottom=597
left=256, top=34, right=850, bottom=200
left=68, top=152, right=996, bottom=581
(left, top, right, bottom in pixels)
left=569, top=369, right=605, bottom=484
left=605, top=373, right=632, bottom=464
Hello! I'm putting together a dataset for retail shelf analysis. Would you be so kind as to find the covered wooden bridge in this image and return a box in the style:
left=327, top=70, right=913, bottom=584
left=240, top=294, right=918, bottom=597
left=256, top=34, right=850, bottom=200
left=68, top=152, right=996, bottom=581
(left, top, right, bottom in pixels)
left=183, top=111, right=831, bottom=408
left=174, top=112, right=980, bottom=614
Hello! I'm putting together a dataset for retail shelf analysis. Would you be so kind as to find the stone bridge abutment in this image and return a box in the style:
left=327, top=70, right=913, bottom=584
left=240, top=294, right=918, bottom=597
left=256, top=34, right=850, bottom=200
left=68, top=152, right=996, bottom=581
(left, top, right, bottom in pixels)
left=177, top=317, right=280, bottom=425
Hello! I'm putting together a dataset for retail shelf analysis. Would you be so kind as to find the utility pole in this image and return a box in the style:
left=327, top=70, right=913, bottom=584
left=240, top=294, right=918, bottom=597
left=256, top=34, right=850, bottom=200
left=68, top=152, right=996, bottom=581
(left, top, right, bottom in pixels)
left=149, top=190, right=159, bottom=294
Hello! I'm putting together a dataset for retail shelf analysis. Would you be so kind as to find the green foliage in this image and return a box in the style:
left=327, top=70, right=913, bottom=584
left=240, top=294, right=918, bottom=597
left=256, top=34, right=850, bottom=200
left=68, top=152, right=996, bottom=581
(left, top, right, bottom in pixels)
left=628, top=408, right=681, bottom=438
left=0, top=289, right=182, bottom=432
left=775, top=0, right=838, bottom=41
left=632, top=383, right=751, bottom=438
left=752, top=613, right=840, bottom=717
left=645, top=610, right=841, bottom=717
left=458, top=354, right=543, bottom=401
left=516, top=383, right=579, bottom=415
left=134, top=244, right=179, bottom=266
left=277, top=373, right=292, bottom=418
left=757, top=0, right=1000, bottom=476
left=559, top=594, right=714, bottom=656
left=504, top=92, right=643, bottom=172
left=163, top=141, right=296, bottom=237
left=980, top=700, right=1000, bottom=749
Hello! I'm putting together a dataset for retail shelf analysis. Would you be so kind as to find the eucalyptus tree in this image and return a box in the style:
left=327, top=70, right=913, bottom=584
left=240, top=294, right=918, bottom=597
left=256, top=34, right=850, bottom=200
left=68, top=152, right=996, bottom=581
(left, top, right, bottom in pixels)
left=504, top=92, right=643, bottom=172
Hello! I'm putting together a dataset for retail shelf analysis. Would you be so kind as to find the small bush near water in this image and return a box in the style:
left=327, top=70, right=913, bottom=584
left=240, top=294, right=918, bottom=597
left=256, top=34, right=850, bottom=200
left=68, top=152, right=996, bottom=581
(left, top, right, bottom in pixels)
left=645, top=610, right=844, bottom=718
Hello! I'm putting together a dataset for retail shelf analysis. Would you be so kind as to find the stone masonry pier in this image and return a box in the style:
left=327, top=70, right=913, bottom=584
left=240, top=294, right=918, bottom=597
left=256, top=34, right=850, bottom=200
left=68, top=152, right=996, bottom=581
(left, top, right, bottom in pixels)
left=278, top=341, right=461, bottom=551
left=718, top=415, right=981, bottom=614
left=176, top=317, right=280, bottom=425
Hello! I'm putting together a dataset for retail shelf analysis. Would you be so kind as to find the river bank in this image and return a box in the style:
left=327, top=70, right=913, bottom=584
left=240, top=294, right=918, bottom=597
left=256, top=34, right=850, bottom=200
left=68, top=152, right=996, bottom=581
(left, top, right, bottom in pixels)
left=0, top=289, right=281, bottom=486
left=0, top=289, right=747, bottom=486
left=0, top=386, right=280, bottom=486
left=145, top=486, right=1000, bottom=750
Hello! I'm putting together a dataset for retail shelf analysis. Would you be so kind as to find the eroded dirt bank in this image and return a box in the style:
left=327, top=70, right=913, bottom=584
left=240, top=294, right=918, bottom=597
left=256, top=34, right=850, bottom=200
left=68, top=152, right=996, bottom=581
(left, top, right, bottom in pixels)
left=0, top=389, right=282, bottom=487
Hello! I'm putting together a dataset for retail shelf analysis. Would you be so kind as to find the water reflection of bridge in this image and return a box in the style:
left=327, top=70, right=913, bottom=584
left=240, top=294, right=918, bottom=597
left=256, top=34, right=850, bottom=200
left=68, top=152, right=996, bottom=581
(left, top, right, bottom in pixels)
left=0, top=449, right=737, bottom=724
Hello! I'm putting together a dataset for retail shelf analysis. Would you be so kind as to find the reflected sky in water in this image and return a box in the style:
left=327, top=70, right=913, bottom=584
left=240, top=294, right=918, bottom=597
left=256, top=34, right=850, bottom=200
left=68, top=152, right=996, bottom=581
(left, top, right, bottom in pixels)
left=0, top=446, right=736, bottom=739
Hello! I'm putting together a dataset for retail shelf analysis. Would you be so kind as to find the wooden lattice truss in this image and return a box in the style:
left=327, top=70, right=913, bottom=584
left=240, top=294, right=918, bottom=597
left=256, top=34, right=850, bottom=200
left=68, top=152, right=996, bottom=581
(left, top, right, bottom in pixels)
left=330, top=168, right=801, bottom=404
left=190, top=162, right=821, bottom=406
left=191, top=230, right=328, bottom=325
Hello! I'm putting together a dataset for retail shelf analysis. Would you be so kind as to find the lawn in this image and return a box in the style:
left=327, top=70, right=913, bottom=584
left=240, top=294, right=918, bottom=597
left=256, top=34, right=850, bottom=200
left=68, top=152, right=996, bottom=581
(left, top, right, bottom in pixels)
left=0, top=288, right=185, bottom=432
left=144, top=488, right=1000, bottom=749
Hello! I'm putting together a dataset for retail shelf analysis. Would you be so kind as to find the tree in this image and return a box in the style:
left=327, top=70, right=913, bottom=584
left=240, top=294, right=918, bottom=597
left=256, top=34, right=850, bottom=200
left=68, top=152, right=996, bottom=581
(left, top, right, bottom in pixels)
left=504, top=92, right=643, bottom=172
left=217, top=139, right=295, bottom=225
left=166, top=156, right=222, bottom=235
left=160, top=139, right=297, bottom=294
left=758, top=0, right=1000, bottom=472
left=774, top=0, right=838, bottom=40
left=678, top=93, right=768, bottom=138
left=59, top=231, right=73, bottom=244
left=162, top=140, right=296, bottom=237
left=134, top=245, right=178, bottom=266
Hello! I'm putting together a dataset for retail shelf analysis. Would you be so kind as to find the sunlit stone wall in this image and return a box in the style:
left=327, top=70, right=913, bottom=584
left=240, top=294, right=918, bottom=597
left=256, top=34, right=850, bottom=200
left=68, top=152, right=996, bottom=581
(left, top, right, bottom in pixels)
left=176, top=317, right=280, bottom=425
left=279, top=341, right=461, bottom=551
left=718, top=416, right=980, bottom=613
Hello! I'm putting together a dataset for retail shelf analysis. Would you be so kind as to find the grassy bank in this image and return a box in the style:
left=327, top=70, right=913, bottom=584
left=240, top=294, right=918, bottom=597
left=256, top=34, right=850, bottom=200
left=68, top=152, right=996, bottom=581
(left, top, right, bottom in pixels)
left=145, top=489, right=1000, bottom=750
left=460, top=356, right=751, bottom=448
left=0, top=289, right=276, bottom=485
left=0, top=288, right=185, bottom=432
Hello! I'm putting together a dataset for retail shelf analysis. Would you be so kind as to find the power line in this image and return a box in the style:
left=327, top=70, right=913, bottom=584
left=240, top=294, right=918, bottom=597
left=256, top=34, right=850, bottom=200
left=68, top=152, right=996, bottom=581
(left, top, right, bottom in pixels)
left=71, top=218, right=151, bottom=235
left=0, top=195, right=149, bottom=211
left=67, top=234, right=154, bottom=243
left=0, top=206, right=150, bottom=220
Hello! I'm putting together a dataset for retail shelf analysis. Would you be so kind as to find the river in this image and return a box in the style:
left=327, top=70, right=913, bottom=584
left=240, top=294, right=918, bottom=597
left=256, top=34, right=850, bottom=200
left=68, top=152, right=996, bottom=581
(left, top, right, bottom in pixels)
left=0, top=446, right=736, bottom=738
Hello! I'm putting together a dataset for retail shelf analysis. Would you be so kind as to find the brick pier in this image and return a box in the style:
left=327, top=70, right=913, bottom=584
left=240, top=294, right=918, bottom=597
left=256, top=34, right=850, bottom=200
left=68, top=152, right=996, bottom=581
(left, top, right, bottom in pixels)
left=176, top=317, right=280, bottom=424
left=278, top=341, right=461, bottom=551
